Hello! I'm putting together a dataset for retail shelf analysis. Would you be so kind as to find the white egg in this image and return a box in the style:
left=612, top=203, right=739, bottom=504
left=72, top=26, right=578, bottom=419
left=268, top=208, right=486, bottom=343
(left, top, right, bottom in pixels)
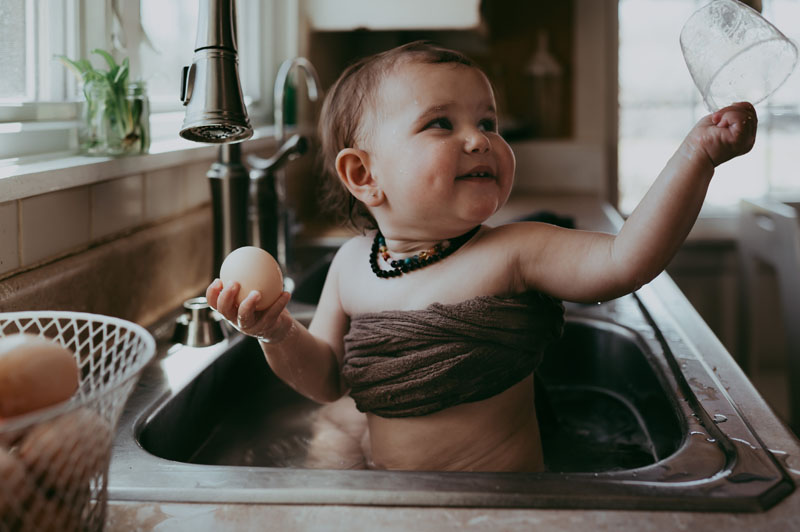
left=219, top=246, right=284, bottom=310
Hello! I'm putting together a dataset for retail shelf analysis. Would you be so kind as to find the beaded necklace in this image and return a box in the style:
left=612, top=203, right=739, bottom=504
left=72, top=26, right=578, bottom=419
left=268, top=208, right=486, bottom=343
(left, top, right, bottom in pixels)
left=369, top=226, right=481, bottom=278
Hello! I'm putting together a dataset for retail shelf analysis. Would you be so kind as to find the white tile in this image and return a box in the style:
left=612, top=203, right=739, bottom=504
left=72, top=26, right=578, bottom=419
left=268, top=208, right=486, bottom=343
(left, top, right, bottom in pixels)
left=0, top=201, right=19, bottom=275
left=91, top=174, right=144, bottom=240
left=144, top=166, right=186, bottom=222
left=184, top=161, right=212, bottom=209
left=20, top=187, right=90, bottom=265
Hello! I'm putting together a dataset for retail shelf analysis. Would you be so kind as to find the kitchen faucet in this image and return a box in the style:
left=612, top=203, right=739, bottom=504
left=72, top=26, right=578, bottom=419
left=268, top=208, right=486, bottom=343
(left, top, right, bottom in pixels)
left=248, top=58, right=321, bottom=289
left=272, top=58, right=321, bottom=145
left=178, top=0, right=320, bottom=290
left=175, top=0, right=321, bottom=346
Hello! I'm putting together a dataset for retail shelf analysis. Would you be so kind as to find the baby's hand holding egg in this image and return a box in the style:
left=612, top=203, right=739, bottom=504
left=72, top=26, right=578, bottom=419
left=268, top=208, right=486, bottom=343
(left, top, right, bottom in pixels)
left=219, top=246, right=284, bottom=310
left=209, top=246, right=293, bottom=342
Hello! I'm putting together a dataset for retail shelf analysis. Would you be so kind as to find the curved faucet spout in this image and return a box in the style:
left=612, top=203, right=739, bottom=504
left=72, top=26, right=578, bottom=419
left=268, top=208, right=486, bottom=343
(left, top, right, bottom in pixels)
left=273, top=58, right=321, bottom=142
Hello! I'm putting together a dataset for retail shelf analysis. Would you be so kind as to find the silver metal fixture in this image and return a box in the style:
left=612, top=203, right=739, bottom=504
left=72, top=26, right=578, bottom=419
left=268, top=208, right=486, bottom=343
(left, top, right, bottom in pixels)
left=208, top=143, right=249, bottom=275
left=179, top=0, right=252, bottom=143
left=178, top=2, right=318, bottom=284
left=247, top=134, right=308, bottom=274
left=248, top=58, right=321, bottom=280
left=172, top=297, right=225, bottom=347
left=273, top=58, right=321, bottom=144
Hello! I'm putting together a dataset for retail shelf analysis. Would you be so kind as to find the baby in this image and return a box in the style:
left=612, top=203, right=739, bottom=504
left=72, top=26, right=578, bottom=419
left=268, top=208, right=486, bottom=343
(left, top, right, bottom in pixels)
left=207, top=41, right=757, bottom=472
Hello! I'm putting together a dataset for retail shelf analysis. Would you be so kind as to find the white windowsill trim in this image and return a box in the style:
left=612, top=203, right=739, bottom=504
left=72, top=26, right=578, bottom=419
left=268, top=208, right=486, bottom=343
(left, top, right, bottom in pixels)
left=0, top=125, right=279, bottom=203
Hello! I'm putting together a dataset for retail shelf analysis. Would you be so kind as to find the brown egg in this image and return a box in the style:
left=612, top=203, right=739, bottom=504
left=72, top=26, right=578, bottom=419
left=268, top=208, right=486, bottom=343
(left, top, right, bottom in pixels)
left=18, top=484, right=85, bottom=532
left=0, top=446, right=34, bottom=528
left=219, top=246, right=284, bottom=310
left=0, top=334, right=79, bottom=419
left=18, top=408, right=112, bottom=497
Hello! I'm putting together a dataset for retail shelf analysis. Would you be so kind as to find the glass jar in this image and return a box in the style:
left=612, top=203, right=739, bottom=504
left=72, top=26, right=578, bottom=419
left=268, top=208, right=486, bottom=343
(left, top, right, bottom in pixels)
left=125, top=81, right=150, bottom=154
left=79, top=80, right=150, bottom=156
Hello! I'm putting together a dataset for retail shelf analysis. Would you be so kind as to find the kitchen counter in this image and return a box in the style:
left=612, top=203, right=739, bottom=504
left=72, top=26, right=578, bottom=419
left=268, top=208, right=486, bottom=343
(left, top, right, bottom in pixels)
left=104, top=194, right=800, bottom=531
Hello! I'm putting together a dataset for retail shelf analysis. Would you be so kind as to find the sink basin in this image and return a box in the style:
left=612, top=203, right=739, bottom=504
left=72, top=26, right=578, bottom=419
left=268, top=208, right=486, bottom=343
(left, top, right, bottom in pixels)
left=109, top=249, right=794, bottom=512
left=138, top=317, right=682, bottom=473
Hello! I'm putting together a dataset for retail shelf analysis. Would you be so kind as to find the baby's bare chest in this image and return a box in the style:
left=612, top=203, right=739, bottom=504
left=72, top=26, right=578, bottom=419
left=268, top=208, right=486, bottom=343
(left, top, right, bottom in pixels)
left=341, top=242, right=518, bottom=315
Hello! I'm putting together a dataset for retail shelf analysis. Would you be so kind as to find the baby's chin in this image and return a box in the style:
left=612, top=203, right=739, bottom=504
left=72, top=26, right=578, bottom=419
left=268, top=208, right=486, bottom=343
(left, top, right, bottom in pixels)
left=457, top=200, right=503, bottom=226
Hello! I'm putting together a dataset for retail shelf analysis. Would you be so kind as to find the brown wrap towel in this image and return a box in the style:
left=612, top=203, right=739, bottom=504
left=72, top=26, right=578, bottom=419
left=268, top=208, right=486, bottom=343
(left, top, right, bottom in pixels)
left=342, top=292, right=565, bottom=418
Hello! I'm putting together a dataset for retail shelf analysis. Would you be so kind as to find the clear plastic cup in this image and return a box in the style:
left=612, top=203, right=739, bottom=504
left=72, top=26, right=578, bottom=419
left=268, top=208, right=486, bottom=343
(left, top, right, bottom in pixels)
left=680, top=0, right=798, bottom=111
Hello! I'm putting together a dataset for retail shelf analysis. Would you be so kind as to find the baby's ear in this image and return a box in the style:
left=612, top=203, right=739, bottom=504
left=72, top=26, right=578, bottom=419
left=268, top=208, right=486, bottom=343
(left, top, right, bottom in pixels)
left=335, top=148, right=384, bottom=206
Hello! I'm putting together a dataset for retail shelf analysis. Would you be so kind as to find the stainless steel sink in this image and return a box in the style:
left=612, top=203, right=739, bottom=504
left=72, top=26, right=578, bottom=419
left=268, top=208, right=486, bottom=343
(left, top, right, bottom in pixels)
left=108, top=249, right=794, bottom=512
left=137, top=317, right=682, bottom=473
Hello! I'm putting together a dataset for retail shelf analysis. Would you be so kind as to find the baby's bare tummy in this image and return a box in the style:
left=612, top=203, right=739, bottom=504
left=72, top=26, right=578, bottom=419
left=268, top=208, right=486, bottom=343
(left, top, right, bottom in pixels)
left=365, top=375, right=543, bottom=472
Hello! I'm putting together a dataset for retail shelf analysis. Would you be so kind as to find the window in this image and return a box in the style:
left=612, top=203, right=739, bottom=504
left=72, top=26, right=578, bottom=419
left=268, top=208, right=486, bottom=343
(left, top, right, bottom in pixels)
left=618, top=0, right=800, bottom=215
left=0, top=0, right=77, bottom=104
left=0, top=0, right=274, bottom=164
left=0, top=0, right=33, bottom=101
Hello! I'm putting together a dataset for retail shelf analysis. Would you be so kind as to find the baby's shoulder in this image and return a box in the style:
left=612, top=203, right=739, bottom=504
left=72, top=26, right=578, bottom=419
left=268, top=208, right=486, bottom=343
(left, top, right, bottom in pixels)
left=476, top=221, right=559, bottom=249
left=326, top=232, right=374, bottom=273
left=336, top=232, right=374, bottom=257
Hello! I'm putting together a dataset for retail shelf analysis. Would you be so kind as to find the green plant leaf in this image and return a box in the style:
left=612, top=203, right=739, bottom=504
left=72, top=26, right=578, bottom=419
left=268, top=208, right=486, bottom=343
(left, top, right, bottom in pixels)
left=113, top=58, right=129, bottom=86
left=55, top=55, right=92, bottom=81
left=92, top=48, right=118, bottom=71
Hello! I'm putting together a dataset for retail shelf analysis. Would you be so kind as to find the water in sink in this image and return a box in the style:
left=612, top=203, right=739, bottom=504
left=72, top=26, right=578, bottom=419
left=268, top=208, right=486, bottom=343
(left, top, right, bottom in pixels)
left=185, top=382, right=661, bottom=472
left=541, top=386, right=658, bottom=472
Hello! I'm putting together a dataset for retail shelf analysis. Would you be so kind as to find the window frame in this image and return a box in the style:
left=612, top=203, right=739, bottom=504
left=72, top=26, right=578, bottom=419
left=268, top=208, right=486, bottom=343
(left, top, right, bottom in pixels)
left=0, top=0, right=282, bottom=164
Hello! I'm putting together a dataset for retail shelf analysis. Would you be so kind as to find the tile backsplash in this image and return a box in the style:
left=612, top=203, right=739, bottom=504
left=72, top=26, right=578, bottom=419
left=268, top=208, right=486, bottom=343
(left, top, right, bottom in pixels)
left=20, top=186, right=91, bottom=265
left=0, top=160, right=212, bottom=278
left=0, top=206, right=213, bottom=326
left=0, top=133, right=292, bottom=323
left=0, top=201, right=19, bottom=274
left=91, top=174, right=144, bottom=240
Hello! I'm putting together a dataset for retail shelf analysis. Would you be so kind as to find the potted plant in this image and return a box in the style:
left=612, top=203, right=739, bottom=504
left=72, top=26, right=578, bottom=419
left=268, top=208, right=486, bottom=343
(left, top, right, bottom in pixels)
left=58, top=49, right=150, bottom=156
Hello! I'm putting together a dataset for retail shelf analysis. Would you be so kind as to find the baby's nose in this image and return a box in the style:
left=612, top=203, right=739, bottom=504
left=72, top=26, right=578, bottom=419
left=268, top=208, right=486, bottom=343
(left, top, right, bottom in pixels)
left=465, top=131, right=490, bottom=153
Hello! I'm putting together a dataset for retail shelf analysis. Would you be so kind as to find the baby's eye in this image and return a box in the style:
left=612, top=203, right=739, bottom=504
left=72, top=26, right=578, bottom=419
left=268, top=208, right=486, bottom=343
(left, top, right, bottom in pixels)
left=478, top=118, right=498, bottom=133
left=424, top=117, right=452, bottom=130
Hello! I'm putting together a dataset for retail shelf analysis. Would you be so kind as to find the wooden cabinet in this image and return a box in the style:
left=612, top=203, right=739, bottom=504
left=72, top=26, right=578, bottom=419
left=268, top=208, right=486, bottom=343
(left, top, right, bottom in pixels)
left=305, top=0, right=574, bottom=141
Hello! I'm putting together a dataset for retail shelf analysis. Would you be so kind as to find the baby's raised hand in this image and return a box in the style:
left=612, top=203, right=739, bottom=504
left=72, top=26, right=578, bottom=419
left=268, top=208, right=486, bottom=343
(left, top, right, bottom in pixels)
left=688, top=102, right=757, bottom=168
left=206, top=279, right=292, bottom=342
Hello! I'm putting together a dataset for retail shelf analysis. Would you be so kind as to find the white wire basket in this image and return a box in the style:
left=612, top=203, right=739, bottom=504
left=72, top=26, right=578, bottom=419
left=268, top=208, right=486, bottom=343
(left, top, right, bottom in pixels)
left=0, top=311, right=156, bottom=532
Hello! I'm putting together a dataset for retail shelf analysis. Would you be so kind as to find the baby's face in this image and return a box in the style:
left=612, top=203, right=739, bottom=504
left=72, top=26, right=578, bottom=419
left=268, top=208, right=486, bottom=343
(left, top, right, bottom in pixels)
left=363, top=61, right=515, bottom=237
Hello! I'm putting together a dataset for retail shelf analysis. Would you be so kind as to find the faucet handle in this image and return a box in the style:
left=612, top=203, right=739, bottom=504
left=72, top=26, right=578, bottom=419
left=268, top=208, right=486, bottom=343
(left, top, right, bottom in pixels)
left=247, top=134, right=308, bottom=172
left=171, top=297, right=226, bottom=347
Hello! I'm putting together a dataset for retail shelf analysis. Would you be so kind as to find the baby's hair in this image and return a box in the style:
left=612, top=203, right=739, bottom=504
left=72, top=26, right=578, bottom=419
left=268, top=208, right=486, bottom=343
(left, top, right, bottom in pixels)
left=318, top=41, right=478, bottom=232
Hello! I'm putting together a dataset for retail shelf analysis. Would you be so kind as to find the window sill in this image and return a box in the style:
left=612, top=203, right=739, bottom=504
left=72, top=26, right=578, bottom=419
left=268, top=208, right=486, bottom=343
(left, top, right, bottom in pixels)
left=0, top=125, right=278, bottom=203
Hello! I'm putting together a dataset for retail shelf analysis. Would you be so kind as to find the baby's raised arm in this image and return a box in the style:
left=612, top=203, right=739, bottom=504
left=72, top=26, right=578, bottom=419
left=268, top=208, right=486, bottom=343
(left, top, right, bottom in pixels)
left=513, top=102, right=756, bottom=302
left=206, top=253, right=349, bottom=403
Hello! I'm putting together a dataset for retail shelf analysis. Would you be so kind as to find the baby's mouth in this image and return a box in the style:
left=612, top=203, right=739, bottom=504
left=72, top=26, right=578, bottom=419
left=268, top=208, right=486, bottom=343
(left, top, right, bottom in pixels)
left=457, top=166, right=496, bottom=180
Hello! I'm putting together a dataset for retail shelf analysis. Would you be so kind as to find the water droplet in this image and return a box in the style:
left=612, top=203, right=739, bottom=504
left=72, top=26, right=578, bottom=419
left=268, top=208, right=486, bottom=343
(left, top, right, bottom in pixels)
left=713, top=413, right=728, bottom=423
left=769, top=449, right=800, bottom=475
left=731, top=437, right=757, bottom=449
